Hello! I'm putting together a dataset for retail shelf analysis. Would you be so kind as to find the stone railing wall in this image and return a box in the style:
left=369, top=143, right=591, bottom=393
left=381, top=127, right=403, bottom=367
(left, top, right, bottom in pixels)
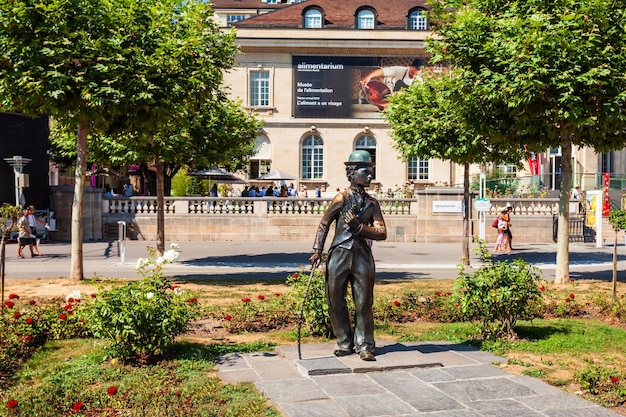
left=50, top=186, right=576, bottom=243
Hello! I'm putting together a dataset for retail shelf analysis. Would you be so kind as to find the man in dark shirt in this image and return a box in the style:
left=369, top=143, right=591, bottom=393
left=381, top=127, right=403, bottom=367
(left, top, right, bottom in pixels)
left=309, top=151, right=387, bottom=361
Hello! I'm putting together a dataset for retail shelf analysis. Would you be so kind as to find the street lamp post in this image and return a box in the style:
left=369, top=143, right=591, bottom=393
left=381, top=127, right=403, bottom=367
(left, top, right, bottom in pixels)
left=4, top=156, right=31, bottom=207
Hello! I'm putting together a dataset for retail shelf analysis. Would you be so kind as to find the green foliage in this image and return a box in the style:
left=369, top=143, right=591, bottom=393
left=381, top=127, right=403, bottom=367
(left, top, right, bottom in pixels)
left=187, top=176, right=203, bottom=196
left=1, top=339, right=279, bottom=417
left=171, top=168, right=192, bottom=197
left=286, top=268, right=333, bottom=338
left=80, top=245, right=200, bottom=362
left=0, top=203, right=21, bottom=239
left=212, top=291, right=295, bottom=334
left=608, top=210, right=626, bottom=232
left=453, top=259, right=544, bottom=339
left=576, top=365, right=626, bottom=407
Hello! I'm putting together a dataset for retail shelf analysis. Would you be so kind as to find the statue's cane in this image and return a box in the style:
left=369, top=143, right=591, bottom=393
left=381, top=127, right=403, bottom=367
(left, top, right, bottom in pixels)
left=297, top=259, right=319, bottom=360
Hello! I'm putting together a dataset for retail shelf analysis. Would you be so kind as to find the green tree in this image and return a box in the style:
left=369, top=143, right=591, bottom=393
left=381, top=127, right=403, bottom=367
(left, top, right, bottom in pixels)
left=0, top=0, right=258, bottom=275
left=428, top=0, right=626, bottom=283
left=608, top=210, right=626, bottom=300
left=386, top=72, right=524, bottom=264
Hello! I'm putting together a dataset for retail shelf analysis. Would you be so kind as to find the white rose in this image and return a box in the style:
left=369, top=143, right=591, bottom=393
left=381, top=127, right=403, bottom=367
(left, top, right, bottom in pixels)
left=146, top=292, right=154, bottom=299
left=163, top=249, right=180, bottom=263
left=156, top=256, right=165, bottom=266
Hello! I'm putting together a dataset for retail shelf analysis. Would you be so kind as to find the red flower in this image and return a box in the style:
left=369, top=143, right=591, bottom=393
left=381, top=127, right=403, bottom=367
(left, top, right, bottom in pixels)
left=4, top=301, right=14, bottom=308
left=72, top=402, right=84, bottom=412
left=242, top=297, right=251, bottom=303
left=8, top=293, right=19, bottom=300
left=64, top=304, right=73, bottom=311
left=13, top=312, right=21, bottom=319
left=435, top=292, right=441, bottom=296
left=107, top=386, right=118, bottom=396
left=186, top=298, right=198, bottom=304
left=455, top=303, right=460, bottom=308
left=565, top=298, right=571, bottom=303
left=293, top=273, right=299, bottom=278
left=224, top=315, right=232, bottom=321
left=25, top=335, right=33, bottom=341
left=569, top=293, right=575, bottom=299
left=393, top=300, right=400, bottom=307
left=67, top=297, right=75, bottom=303
left=59, top=313, right=67, bottom=320
left=611, top=376, right=619, bottom=384
left=25, top=317, right=34, bottom=325
left=174, top=391, right=181, bottom=397
left=90, top=293, right=97, bottom=298
left=274, top=293, right=281, bottom=297
left=7, top=399, right=18, bottom=409
left=387, top=305, right=392, bottom=310
left=29, top=300, right=36, bottom=305
left=539, top=286, right=545, bottom=291
left=258, top=294, right=265, bottom=300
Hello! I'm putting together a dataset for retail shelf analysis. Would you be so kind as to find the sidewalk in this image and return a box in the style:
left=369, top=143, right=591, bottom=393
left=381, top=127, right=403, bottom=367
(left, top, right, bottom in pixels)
left=2, top=239, right=625, bottom=281
left=216, top=341, right=621, bottom=417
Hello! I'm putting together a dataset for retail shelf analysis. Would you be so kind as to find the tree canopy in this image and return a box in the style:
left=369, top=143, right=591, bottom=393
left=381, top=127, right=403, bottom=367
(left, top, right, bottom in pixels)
left=425, top=0, right=626, bottom=282
left=0, top=0, right=260, bottom=277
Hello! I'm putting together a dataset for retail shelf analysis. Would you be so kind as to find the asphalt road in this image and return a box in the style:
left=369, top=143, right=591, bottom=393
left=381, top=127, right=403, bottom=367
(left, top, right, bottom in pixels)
left=2, top=239, right=625, bottom=283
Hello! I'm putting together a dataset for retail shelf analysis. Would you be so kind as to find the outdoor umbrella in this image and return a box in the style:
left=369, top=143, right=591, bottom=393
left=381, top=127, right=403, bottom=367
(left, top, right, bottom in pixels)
left=188, top=168, right=248, bottom=184
left=255, top=169, right=298, bottom=181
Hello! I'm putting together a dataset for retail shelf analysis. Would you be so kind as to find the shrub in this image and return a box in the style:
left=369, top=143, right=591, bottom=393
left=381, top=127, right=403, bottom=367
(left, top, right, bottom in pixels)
left=286, top=267, right=333, bottom=338
left=576, top=365, right=626, bottom=407
left=453, top=258, right=544, bottom=339
left=80, top=244, right=200, bottom=362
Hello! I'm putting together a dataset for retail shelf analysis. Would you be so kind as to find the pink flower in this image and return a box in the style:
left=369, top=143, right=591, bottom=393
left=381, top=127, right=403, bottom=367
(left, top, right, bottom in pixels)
left=258, top=294, right=265, bottom=300
left=7, top=399, right=18, bottom=409
left=67, top=297, right=75, bottom=303
left=8, top=293, right=19, bottom=300
left=387, top=305, right=392, bottom=310
left=107, top=386, right=118, bottom=396
left=435, top=292, right=441, bottom=296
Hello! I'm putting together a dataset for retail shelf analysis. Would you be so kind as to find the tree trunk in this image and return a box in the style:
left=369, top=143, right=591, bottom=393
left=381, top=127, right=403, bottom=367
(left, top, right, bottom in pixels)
left=554, top=129, right=573, bottom=284
left=461, top=162, right=470, bottom=266
left=156, top=161, right=165, bottom=255
left=70, top=117, right=89, bottom=280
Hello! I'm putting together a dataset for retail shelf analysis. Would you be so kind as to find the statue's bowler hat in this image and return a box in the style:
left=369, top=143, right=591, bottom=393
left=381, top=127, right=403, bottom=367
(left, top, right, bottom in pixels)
left=345, top=150, right=375, bottom=167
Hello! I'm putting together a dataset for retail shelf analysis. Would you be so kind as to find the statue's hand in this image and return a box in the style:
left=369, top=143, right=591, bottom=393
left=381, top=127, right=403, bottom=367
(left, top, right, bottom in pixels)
left=344, top=211, right=361, bottom=230
left=309, top=252, right=321, bottom=269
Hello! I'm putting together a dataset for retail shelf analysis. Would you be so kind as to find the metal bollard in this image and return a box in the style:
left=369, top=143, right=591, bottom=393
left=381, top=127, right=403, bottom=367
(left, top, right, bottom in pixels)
left=118, top=221, right=126, bottom=264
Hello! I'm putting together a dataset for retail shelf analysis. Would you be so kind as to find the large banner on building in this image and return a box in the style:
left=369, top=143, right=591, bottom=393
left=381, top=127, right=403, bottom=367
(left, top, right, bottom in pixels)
left=292, top=56, right=424, bottom=119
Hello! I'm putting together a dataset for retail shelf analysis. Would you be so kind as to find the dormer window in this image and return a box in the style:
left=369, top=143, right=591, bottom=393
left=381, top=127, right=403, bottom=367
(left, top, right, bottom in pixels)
left=303, top=8, right=323, bottom=28
left=409, top=8, right=428, bottom=30
left=356, top=8, right=376, bottom=29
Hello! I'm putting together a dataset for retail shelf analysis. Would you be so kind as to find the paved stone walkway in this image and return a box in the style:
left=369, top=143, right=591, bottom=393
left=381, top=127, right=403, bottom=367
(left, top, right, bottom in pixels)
left=216, top=341, right=621, bottom=417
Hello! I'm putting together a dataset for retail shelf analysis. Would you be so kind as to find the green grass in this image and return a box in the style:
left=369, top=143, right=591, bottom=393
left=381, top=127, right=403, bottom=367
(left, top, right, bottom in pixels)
left=0, top=339, right=280, bottom=417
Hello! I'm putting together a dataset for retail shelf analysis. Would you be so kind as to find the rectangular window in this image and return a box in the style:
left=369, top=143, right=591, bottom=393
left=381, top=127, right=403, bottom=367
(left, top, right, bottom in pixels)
left=226, top=15, right=246, bottom=26
left=408, top=157, right=429, bottom=180
left=359, top=15, right=375, bottom=29
left=302, top=149, right=323, bottom=179
left=249, top=71, right=270, bottom=107
left=410, top=13, right=427, bottom=30
left=497, top=164, right=518, bottom=178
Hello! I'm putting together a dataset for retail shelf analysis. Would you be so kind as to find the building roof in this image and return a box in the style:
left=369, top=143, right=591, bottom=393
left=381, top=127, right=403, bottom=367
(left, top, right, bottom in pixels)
left=211, top=0, right=292, bottom=11
left=233, top=0, right=429, bottom=29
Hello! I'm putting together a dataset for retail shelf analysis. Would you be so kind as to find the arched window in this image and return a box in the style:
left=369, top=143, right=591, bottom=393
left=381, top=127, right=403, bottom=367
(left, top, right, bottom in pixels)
left=356, top=9, right=375, bottom=29
left=301, top=134, right=324, bottom=179
left=355, top=135, right=377, bottom=178
left=409, top=9, right=428, bottom=30
left=304, top=8, right=323, bottom=28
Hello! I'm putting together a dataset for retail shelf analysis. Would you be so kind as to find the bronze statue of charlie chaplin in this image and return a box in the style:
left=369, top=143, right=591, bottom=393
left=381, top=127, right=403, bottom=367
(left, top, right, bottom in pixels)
left=309, top=150, right=387, bottom=361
